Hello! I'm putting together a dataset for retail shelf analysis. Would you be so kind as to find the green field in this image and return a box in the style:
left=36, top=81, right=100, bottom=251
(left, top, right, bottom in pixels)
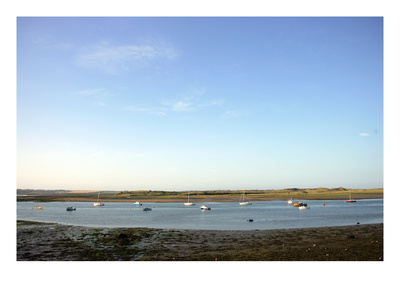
left=115, top=187, right=383, bottom=200
left=17, top=187, right=383, bottom=202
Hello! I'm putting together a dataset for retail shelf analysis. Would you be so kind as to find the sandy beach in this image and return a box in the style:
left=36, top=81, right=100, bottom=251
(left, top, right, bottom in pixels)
left=17, top=221, right=383, bottom=261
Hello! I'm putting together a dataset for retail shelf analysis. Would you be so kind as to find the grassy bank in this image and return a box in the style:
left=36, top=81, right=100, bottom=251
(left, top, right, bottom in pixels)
left=17, top=187, right=383, bottom=202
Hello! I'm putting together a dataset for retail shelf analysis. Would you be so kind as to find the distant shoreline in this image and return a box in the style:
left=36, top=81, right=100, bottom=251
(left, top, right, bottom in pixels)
left=16, top=187, right=383, bottom=202
left=17, top=195, right=383, bottom=203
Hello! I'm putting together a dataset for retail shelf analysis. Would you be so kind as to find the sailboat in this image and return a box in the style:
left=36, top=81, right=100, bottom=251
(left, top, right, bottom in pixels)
left=239, top=190, right=252, bottom=205
left=346, top=192, right=356, bottom=203
left=93, top=192, right=104, bottom=206
left=184, top=192, right=195, bottom=206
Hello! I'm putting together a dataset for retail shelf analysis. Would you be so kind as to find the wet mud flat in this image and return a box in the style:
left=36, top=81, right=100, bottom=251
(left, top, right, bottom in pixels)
left=17, top=221, right=383, bottom=261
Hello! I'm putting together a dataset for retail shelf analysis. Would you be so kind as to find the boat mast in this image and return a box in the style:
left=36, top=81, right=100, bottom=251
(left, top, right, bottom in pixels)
left=239, top=190, right=245, bottom=202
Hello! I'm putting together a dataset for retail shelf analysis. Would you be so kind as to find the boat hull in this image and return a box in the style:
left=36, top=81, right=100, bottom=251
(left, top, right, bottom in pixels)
left=299, top=206, right=310, bottom=210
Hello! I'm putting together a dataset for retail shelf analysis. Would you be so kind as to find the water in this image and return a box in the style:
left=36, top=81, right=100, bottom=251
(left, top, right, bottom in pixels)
left=17, top=199, right=383, bottom=230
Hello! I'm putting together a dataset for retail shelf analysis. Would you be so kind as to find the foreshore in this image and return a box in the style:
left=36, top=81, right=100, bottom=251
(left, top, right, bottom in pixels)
left=17, top=221, right=383, bottom=261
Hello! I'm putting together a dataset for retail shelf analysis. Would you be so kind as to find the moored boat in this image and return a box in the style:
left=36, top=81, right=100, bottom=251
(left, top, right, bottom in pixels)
left=239, top=190, right=252, bottom=205
left=287, top=198, right=294, bottom=204
left=142, top=207, right=152, bottom=211
left=297, top=202, right=309, bottom=209
left=93, top=192, right=104, bottom=206
left=346, top=193, right=356, bottom=202
left=66, top=206, right=76, bottom=211
left=200, top=205, right=211, bottom=210
left=34, top=206, right=44, bottom=209
left=293, top=202, right=304, bottom=207
left=133, top=201, right=142, bottom=206
left=184, top=192, right=195, bottom=206
left=299, top=205, right=310, bottom=210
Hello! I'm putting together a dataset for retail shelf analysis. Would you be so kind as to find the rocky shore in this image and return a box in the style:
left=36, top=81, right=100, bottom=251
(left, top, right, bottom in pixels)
left=17, top=221, right=383, bottom=261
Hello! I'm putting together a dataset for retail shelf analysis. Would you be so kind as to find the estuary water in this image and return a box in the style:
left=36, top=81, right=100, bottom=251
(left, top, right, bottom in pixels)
left=17, top=199, right=383, bottom=230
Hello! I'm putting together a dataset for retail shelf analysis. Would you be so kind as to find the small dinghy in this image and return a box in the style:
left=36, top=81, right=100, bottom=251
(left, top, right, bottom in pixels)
left=200, top=205, right=211, bottom=210
left=298, top=204, right=310, bottom=210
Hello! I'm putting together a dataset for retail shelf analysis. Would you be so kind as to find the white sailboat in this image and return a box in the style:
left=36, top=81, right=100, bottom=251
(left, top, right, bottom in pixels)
left=239, top=190, right=252, bottom=205
left=184, top=192, right=195, bottom=206
left=93, top=192, right=104, bottom=206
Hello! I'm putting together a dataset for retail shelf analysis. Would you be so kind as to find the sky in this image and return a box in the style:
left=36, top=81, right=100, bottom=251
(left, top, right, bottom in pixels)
left=16, top=17, right=384, bottom=191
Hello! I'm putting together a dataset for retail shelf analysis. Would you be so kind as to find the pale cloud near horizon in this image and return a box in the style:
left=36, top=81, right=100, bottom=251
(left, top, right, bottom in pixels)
left=124, top=105, right=167, bottom=116
left=163, top=86, right=224, bottom=113
left=74, top=40, right=178, bottom=74
left=73, top=88, right=113, bottom=106
left=125, top=87, right=223, bottom=115
left=359, top=133, right=371, bottom=136
left=223, top=109, right=248, bottom=119
left=162, top=86, right=208, bottom=112
left=74, top=88, right=108, bottom=96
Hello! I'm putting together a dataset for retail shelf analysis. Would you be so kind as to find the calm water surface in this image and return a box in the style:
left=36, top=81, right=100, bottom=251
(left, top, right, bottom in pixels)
left=17, top=199, right=383, bottom=230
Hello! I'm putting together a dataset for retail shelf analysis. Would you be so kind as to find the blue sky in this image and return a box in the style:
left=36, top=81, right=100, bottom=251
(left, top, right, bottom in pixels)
left=17, top=17, right=383, bottom=191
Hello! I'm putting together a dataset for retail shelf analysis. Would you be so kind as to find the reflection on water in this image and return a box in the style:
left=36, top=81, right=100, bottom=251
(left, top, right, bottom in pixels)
left=17, top=199, right=383, bottom=230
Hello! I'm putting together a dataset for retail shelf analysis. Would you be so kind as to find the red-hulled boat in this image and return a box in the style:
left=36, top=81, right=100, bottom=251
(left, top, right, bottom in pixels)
left=346, top=193, right=356, bottom=202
